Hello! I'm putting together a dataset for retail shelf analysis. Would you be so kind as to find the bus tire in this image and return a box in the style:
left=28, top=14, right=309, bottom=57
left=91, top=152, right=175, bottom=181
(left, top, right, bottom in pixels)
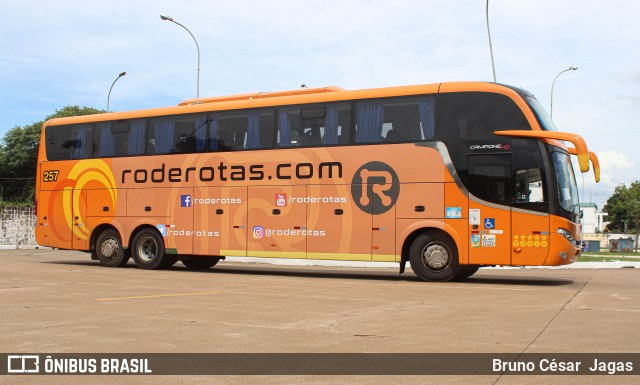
left=131, top=228, right=175, bottom=270
left=181, top=256, right=221, bottom=269
left=455, top=265, right=480, bottom=280
left=95, top=229, right=129, bottom=267
left=409, top=232, right=459, bottom=282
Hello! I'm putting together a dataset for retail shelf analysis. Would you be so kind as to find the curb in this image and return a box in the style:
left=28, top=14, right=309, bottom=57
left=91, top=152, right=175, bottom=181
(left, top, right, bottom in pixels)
left=0, top=245, right=51, bottom=250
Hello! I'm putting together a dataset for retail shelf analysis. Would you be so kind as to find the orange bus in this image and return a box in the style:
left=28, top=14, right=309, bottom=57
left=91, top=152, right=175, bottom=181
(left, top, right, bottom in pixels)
left=35, top=82, right=600, bottom=281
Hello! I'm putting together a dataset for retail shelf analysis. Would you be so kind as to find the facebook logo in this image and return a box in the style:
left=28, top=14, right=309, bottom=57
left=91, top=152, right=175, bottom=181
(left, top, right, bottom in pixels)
left=181, top=195, right=192, bottom=207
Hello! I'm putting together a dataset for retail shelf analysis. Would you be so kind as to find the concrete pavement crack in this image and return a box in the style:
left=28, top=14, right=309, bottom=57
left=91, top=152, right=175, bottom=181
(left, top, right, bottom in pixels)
left=492, top=269, right=597, bottom=384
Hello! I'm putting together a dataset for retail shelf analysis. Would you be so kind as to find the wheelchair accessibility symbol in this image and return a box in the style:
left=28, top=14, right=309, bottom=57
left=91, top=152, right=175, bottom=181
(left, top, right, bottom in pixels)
left=484, top=218, right=495, bottom=229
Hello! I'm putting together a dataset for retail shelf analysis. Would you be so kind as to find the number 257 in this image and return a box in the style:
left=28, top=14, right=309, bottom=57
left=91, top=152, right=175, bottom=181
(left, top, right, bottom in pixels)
left=43, top=170, right=59, bottom=182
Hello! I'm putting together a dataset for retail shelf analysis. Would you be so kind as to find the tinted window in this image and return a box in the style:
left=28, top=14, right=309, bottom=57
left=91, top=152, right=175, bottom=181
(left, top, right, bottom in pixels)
left=277, top=103, right=351, bottom=147
left=355, top=97, right=435, bottom=144
left=46, top=124, right=93, bottom=160
left=526, top=96, right=558, bottom=131
left=439, top=92, right=531, bottom=188
left=149, top=115, right=208, bottom=154
left=439, top=92, right=530, bottom=142
left=209, top=110, right=274, bottom=151
left=466, top=154, right=511, bottom=205
left=94, top=120, right=148, bottom=157
left=510, top=139, right=548, bottom=211
left=111, top=122, right=130, bottom=156
left=514, top=168, right=544, bottom=203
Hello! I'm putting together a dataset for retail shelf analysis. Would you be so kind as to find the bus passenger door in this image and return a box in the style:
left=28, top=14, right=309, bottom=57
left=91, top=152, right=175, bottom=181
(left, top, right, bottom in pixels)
left=307, top=184, right=372, bottom=261
left=511, top=170, right=550, bottom=265
left=509, top=139, right=550, bottom=265
left=192, top=186, right=247, bottom=257
left=467, top=154, right=511, bottom=265
left=247, top=186, right=307, bottom=259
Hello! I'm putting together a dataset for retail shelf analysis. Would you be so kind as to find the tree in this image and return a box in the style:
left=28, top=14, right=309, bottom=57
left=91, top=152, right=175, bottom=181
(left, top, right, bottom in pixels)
left=603, top=181, right=640, bottom=251
left=0, top=106, right=104, bottom=203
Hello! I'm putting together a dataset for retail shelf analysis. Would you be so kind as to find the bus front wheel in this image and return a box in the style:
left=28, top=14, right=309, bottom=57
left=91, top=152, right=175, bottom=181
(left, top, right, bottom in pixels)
left=95, top=229, right=129, bottom=267
left=131, top=228, right=177, bottom=270
left=409, top=232, right=459, bottom=282
left=455, top=265, right=480, bottom=280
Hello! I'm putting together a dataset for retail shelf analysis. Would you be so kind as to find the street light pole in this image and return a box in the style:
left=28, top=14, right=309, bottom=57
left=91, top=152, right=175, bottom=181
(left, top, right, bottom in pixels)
left=486, top=0, right=497, bottom=83
left=107, top=71, right=126, bottom=112
left=160, top=15, right=201, bottom=98
left=550, top=66, right=578, bottom=118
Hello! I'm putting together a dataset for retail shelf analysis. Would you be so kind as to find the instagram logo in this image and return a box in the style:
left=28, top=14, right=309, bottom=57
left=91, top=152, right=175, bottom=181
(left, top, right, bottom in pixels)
left=252, top=226, right=264, bottom=239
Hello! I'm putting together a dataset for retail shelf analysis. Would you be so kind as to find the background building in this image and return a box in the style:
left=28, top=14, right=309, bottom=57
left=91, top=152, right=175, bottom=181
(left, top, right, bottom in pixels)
left=579, top=202, right=601, bottom=234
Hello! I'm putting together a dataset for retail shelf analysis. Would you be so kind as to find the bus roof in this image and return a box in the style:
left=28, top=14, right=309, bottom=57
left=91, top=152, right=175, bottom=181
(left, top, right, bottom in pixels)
left=178, top=86, right=347, bottom=106
left=44, top=82, right=522, bottom=127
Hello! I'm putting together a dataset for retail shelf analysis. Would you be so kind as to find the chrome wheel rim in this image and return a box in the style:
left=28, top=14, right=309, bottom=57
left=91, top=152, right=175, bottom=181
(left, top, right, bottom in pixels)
left=101, top=238, right=119, bottom=260
left=137, top=236, right=158, bottom=262
left=421, top=243, right=450, bottom=271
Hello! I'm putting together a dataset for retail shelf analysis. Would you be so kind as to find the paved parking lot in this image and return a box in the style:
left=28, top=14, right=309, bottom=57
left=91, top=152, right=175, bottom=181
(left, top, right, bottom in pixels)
left=1, top=249, right=639, bottom=384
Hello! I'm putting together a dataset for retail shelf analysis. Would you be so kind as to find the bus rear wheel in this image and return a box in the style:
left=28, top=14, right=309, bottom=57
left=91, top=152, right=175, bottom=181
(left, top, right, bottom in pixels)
left=181, top=256, right=221, bottom=270
left=409, top=232, right=459, bottom=282
left=95, top=229, right=129, bottom=267
left=131, top=228, right=177, bottom=270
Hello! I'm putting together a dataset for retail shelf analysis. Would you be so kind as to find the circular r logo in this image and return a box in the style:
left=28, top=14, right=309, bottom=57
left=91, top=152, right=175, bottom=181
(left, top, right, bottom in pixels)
left=351, top=161, right=400, bottom=215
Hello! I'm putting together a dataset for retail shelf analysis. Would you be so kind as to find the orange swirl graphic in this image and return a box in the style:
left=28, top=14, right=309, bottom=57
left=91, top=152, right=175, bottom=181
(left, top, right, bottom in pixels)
left=59, top=160, right=117, bottom=240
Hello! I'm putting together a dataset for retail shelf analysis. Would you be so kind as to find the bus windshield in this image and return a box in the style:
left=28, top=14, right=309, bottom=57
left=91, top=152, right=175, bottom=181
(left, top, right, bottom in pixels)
left=526, top=96, right=558, bottom=132
left=552, top=151, right=580, bottom=216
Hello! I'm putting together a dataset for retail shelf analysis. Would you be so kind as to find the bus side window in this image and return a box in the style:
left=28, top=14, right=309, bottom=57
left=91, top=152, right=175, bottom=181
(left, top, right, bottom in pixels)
left=355, top=101, right=384, bottom=143
left=111, top=122, right=129, bottom=157
left=172, top=115, right=207, bottom=153
left=150, top=117, right=176, bottom=154
left=127, top=119, right=147, bottom=156
left=214, top=109, right=273, bottom=151
left=511, top=139, right=546, bottom=207
left=44, top=124, right=93, bottom=160
left=514, top=168, right=544, bottom=203
left=215, top=127, right=235, bottom=151
left=95, top=122, right=114, bottom=157
left=467, top=154, right=511, bottom=204
left=70, top=124, right=92, bottom=159
left=256, top=110, right=275, bottom=149
left=439, top=92, right=530, bottom=142
left=324, top=104, right=350, bottom=145
left=217, top=115, right=244, bottom=151
left=382, top=100, right=425, bottom=142
left=356, top=97, right=435, bottom=144
left=277, top=108, right=299, bottom=148
left=277, top=103, right=348, bottom=147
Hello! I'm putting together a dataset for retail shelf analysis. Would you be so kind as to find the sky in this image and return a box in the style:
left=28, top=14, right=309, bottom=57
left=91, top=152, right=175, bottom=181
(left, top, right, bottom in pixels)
left=1, top=0, right=639, bottom=211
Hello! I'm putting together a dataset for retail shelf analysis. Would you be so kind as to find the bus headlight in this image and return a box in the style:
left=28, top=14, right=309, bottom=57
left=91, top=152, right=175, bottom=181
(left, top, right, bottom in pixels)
left=557, top=228, right=578, bottom=246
